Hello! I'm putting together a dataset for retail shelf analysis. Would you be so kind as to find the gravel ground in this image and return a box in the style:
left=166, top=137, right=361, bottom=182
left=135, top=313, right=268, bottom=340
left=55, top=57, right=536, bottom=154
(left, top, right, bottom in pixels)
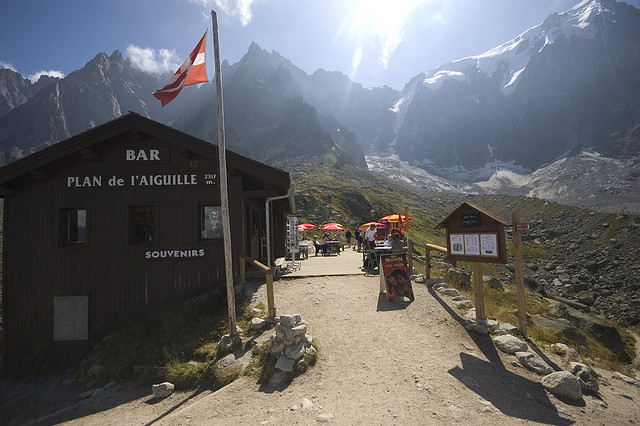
left=10, top=272, right=639, bottom=425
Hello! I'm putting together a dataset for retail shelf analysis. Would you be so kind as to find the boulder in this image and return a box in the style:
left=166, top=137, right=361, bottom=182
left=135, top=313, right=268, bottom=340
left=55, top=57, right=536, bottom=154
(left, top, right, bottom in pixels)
left=439, top=288, right=460, bottom=297
left=426, top=277, right=445, bottom=287
left=575, top=291, right=596, bottom=306
left=612, top=371, right=640, bottom=387
left=499, top=322, right=519, bottom=334
left=275, top=354, right=296, bottom=372
left=541, top=371, right=582, bottom=401
left=152, top=382, right=175, bottom=399
left=250, top=317, right=267, bottom=330
left=532, top=314, right=586, bottom=345
left=454, top=299, right=473, bottom=309
left=279, top=314, right=302, bottom=328
left=563, top=306, right=627, bottom=360
left=570, top=362, right=599, bottom=394
left=515, top=351, right=554, bottom=375
left=445, top=269, right=471, bottom=289
left=493, top=334, right=528, bottom=354
left=551, top=343, right=582, bottom=363
left=432, top=282, right=448, bottom=291
left=488, top=277, right=503, bottom=290
left=285, top=341, right=306, bottom=360
left=466, top=321, right=489, bottom=335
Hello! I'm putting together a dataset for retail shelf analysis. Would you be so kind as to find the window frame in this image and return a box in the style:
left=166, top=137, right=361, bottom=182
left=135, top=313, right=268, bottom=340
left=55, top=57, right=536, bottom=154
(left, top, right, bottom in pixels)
left=200, top=205, right=223, bottom=240
left=60, top=208, right=87, bottom=246
left=129, top=205, right=156, bottom=244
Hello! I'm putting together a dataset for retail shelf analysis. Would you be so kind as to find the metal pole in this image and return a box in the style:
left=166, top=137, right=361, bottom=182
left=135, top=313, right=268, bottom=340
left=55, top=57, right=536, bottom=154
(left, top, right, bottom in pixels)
left=212, top=10, right=236, bottom=337
left=265, top=189, right=293, bottom=268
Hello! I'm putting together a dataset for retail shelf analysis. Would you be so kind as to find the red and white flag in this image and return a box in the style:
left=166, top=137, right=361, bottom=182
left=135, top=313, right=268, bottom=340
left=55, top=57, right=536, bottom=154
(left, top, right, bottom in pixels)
left=153, top=32, right=208, bottom=107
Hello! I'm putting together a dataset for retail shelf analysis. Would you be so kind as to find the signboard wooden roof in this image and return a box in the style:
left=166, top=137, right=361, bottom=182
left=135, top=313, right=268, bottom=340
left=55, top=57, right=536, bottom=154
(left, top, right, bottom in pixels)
left=435, top=201, right=510, bottom=230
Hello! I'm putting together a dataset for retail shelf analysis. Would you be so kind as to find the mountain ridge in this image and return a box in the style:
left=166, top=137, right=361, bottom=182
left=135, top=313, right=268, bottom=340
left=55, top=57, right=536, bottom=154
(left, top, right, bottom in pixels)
left=0, top=0, right=638, bottom=212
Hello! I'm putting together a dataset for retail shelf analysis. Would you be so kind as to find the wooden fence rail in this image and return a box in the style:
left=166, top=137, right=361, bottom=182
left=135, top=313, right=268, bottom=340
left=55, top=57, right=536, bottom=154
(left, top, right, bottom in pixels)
left=407, top=239, right=447, bottom=279
left=240, top=255, right=276, bottom=317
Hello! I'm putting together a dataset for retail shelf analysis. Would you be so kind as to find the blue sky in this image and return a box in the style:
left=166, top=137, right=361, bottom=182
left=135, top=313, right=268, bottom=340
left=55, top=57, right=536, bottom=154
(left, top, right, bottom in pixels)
left=1, top=0, right=639, bottom=90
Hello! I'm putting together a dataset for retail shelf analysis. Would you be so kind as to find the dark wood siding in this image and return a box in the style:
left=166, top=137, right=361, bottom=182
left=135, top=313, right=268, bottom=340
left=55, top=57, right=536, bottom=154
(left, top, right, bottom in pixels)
left=1, top=114, right=291, bottom=368
left=5, top=138, right=237, bottom=363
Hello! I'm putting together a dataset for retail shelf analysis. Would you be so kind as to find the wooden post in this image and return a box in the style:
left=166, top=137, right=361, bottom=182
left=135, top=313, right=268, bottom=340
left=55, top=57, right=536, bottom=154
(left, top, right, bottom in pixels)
left=212, top=11, right=236, bottom=336
left=425, top=246, right=431, bottom=279
left=473, top=262, right=487, bottom=325
left=239, top=256, right=246, bottom=284
left=408, top=239, right=413, bottom=272
left=512, top=211, right=528, bottom=338
left=266, top=270, right=277, bottom=317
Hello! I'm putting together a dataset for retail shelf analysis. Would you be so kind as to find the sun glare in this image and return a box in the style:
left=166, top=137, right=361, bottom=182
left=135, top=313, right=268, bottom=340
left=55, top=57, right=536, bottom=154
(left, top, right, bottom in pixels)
left=349, top=0, right=427, bottom=68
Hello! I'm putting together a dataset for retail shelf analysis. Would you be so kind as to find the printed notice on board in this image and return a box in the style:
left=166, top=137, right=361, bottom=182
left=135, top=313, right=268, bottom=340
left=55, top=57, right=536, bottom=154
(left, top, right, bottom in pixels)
left=450, top=234, right=464, bottom=255
left=480, top=234, right=498, bottom=257
left=464, top=234, right=480, bottom=255
left=450, top=233, right=500, bottom=258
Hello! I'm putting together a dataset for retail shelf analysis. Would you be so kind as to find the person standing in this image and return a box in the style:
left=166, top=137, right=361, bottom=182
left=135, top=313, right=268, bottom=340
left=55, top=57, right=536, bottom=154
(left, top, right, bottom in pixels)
left=345, top=229, right=352, bottom=248
left=364, top=223, right=377, bottom=249
left=336, top=233, right=345, bottom=252
left=354, top=230, right=363, bottom=252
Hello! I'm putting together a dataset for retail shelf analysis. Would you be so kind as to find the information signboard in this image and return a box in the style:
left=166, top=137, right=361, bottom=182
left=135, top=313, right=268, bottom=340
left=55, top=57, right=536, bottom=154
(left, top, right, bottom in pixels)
left=436, top=202, right=508, bottom=264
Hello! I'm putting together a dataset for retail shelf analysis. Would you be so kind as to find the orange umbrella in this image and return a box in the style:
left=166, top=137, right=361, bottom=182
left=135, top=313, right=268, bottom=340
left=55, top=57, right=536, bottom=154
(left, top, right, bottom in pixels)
left=379, top=214, right=411, bottom=223
left=359, top=222, right=386, bottom=230
left=298, top=223, right=315, bottom=231
left=321, top=222, right=344, bottom=231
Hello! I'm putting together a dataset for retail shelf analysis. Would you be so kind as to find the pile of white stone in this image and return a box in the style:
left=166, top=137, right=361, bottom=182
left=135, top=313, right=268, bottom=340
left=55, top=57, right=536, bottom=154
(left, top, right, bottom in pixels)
left=265, top=314, right=316, bottom=387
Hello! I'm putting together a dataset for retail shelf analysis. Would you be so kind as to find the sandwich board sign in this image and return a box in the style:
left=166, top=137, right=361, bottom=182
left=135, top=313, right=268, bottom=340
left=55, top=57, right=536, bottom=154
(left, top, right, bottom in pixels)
left=380, top=253, right=414, bottom=302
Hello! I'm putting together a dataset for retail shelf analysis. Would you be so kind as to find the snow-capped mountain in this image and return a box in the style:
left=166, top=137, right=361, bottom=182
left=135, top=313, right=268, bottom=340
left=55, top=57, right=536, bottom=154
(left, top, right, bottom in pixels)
left=0, top=0, right=638, bottom=213
left=392, top=0, right=640, bottom=174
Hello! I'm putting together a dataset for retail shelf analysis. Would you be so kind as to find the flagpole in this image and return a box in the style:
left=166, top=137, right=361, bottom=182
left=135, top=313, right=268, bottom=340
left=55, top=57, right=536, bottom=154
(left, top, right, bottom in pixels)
left=211, top=10, right=237, bottom=338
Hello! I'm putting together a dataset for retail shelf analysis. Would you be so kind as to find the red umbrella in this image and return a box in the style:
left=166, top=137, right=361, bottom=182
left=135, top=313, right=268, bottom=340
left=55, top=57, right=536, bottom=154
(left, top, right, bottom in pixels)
left=298, top=223, right=316, bottom=231
left=321, top=222, right=344, bottom=231
left=379, top=214, right=411, bottom=223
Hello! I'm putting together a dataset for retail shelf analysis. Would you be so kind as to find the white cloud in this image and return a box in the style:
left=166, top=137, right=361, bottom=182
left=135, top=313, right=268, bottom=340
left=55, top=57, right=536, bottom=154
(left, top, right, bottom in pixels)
left=27, top=70, right=65, bottom=83
left=125, top=45, right=180, bottom=73
left=377, top=21, right=404, bottom=68
left=1, top=61, right=64, bottom=82
left=189, top=0, right=256, bottom=26
left=378, top=0, right=429, bottom=68
left=350, top=0, right=427, bottom=69
left=1, top=61, right=17, bottom=72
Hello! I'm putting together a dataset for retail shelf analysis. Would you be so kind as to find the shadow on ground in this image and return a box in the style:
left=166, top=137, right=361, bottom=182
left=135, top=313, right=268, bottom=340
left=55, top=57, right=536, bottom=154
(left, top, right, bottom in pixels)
left=429, top=286, right=577, bottom=425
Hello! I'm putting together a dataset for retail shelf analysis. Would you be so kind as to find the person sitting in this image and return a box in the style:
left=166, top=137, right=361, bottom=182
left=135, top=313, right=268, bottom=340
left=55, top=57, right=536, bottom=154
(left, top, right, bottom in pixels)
left=313, top=236, right=323, bottom=256
left=390, top=231, right=405, bottom=251
left=322, top=233, right=331, bottom=255
left=336, top=234, right=345, bottom=252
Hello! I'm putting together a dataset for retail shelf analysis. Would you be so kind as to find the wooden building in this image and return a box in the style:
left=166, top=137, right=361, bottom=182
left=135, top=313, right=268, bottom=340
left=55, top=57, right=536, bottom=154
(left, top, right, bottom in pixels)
left=0, top=113, right=292, bottom=368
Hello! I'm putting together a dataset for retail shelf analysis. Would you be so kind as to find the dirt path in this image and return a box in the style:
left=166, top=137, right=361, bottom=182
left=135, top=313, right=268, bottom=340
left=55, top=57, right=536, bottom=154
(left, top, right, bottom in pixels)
left=34, top=273, right=640, bottom=425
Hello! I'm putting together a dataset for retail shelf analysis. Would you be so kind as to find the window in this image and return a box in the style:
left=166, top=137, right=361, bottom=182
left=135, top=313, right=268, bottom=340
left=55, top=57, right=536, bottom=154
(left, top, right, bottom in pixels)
left=130, top=206, right=155, bottom=243
left=61, top=208, right=86, bottom=245
left=201, top=206, right=223, bottom=239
